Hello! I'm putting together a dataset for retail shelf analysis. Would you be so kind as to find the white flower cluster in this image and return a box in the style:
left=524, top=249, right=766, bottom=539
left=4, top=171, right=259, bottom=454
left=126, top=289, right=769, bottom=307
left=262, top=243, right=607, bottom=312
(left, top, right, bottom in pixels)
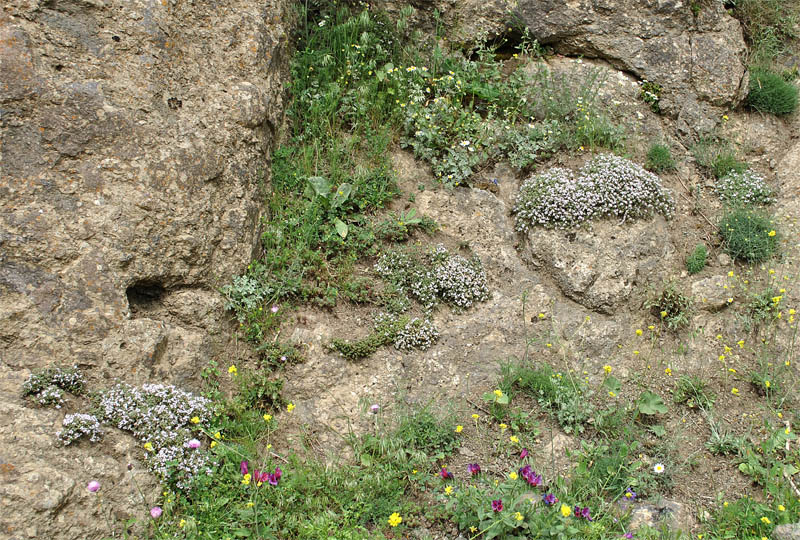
left=393, top=317, right=440, bottom=351
left=431, top=249, right=490, bottom=309
left=716, top=170, right=775, bottom=206
left=98, top=382, right=215, bottom=491
left=513, top=154, right=675, bottom=231
left=22, top=365, right=85, bottom=409
left=58, top=413, right=103, bottom=445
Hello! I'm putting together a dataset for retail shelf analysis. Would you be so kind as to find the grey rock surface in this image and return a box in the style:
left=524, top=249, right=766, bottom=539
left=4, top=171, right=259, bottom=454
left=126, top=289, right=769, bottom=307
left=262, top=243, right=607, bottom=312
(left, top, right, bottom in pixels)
left=0, top=0, right=290, bottom=537
left=774, top=523, right=800, bottom=540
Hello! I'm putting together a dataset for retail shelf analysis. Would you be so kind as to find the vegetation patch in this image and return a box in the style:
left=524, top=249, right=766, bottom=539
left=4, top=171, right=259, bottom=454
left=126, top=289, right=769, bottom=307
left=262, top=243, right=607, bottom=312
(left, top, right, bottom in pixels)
left=716, top=170, right=775, bottom=207
left=686, top=244, right=708, bottom=275
left=645, top=142, right=676, bottom=173
left=719, top=208, right=779, bottom=262
left=746, top=68, right=799, bottom=116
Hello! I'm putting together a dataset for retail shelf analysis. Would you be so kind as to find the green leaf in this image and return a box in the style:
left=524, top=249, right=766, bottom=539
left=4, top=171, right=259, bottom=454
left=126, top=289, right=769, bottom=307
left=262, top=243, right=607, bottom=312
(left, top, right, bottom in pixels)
left=603, top=376, right=621, bottom=393
left=637, top=390, right=667, bottom=415
left=334, top=218, right=348, bottom=239
left=649, top=425, right=666, bottom=437
left=496, top=394, right=509, bottom=405
left=308, top=176, right=330, bottom=198
left=331, top=183, right=352, bottom=209
left=233, top=528, right=251, bottom=537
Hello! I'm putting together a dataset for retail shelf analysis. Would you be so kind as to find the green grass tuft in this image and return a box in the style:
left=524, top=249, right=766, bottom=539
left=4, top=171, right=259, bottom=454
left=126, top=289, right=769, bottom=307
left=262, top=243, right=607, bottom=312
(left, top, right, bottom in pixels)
left=686, top=244, right=708, bottom=274
left=746, top=68, right=799, bottom=116
left=718, top=208, right=779, bottom=262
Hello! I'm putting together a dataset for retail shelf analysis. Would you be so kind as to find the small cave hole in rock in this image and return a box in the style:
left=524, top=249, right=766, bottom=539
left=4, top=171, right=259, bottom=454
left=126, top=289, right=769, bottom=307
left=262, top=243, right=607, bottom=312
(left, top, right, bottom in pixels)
left=54, top=64, right=64, bottom=71
left=112, top=35, right=120, bottom=42
left=126, top=281, right=166, bottom=316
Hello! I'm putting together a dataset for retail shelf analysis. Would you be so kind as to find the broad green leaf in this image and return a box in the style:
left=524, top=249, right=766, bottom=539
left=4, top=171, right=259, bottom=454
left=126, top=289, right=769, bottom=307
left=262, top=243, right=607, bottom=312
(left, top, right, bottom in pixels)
left=637, top=390, right=667, bottom=415
left=331, top=183, right=352, bottom=209
left=334, top=218, right=348, bottom=238
left=603, top=375, right=621, bottom=393
left=649, top=425, right=666, bottom=437
left=307, top=176, right=330, bottom=198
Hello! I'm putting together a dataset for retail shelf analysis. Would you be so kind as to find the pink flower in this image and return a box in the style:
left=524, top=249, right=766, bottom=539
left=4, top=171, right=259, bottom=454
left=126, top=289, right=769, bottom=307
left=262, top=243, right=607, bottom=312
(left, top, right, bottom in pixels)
left=520, top=448, right=529, bottom=459
left=271, top=305, right=279, bottom=313
left=187, top=439, right=201, bottom=449
left=150, top=507, right=162, bottom=519
left=87, top=481, right=100, bottom=492
left=370, top=404, right=380, bottom=413
left=240, top=461, right=249, bottom=475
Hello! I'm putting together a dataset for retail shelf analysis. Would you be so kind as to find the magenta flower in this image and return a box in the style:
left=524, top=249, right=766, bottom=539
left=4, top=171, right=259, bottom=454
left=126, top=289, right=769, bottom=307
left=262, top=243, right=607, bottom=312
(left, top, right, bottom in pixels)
left=87, top=481, right=100, bottom=493
left=467, top=463, right=481, bottom=476
left=573, top=506, right=592, bottom=521
left=542, top=493, right=557, bottom=506
left=622, top=533, right=633, bottom=539
left=187, top=439, right=201, bottom=449
left=520, top=448, right=529, bottom=459
left=519, top=465, right=542, bottom=487
left=439, top=467, right=453, bottom=480
left=266, top=466, right=282, bottom=486
left=491, top=499, right=503, bottom=512
left=370, top=404, right=380, bottom=413
left=240, top=461, right=249, bottom=475
left=150, top=507, right=162, bottom=519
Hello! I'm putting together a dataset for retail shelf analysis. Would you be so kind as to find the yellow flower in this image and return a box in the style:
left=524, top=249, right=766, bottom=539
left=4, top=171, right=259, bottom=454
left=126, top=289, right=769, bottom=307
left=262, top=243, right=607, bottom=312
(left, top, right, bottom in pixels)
left=190, top=416, right=200, bottom=424
left=731, top=388, right=739, bottom=395
left=728, top=271, right=734, bottom=277
left=560, top=504, right=571, bottom=517
left=455, top=425, right=463, bottom=433
left=786, top=427, right=791, bottom=435
left=661, top=311, right=668, bottom=318
left=665, top=368, right=672, bottom=376
left=388, top=512, right=402, bottom=527
left=648, top=325, right=655, bottom=330
left=242, top=473, right=251, bottom=485
left=765, top=381, right=771, bottom=388
left=790, top=309, right=796, bottom=315
left=509, top=472, right=519, bottom=480
left=603, top=365, right=612, bottom=374
left=722, top=114, right=729, bottom=121
left=228, top=365, right=237, bottom=375
left=609, top=391, right=617, bottom=398
left=210, top=441, right=217, bottom=448
left=214, top=431, right=221, bottom=439
left=779, top=505, right=786, bottom=511
left=737, top=340, right=744, bottom=348
left=538, top=312, right=546, bottom=319
left=546, top=343, right=552, bottom=348
left=493, top=389, right=504, bottom=398
left=633, top=350, right=639, bottom=355
left=444, top=486, right=454, bottom=495
left=263, top=414, right=272, bottom=422
left=761, top=516, right=771, bottom=524
left=636, top=329, right=643, bottom=336
left=499, top=423, right=508, bottom=431
left=287, top=403, right=295, bottom=412
left=471, top=414, right=479, bottom=420
left=723, top=501, right=729, bottom=507
left=144, top=442, right=153, bottom=451
left=179, top=519, right=186, bottom=528
left=768, top=230, right=776, bottom=237
left=246, top=502, right=254, bottom=507
left=470, top=526, right=477, bottom=533
left=515, top=511, right=524, bottom=521
left=510, top=435, right=519, bottom=444
left=719, top=355, right=726, bottom=361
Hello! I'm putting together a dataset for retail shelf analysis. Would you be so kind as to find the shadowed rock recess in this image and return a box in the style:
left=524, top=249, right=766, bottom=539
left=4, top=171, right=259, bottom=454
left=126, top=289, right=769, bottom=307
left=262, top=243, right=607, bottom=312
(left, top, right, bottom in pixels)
left=0, top=0, right=290, bottom=537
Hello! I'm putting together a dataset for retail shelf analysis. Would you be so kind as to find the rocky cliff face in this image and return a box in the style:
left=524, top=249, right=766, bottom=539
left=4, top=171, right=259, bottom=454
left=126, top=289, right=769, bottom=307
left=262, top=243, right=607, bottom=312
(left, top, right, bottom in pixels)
left=0, top=0, right=290, bottom=537
left=374, top=0, right=748, bottom=136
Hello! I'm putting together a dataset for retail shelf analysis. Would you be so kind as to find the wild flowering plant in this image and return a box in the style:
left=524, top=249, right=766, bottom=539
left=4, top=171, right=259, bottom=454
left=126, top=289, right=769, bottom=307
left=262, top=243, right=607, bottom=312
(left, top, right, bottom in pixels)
left=22, top=365, right=86, bottom=408
left=97, top=382, right=215, bottom=491
left=58, top=413, right=103, bottom=445
left=513, top=154, right=675, bottom=231
left=716, top=170, right=775, bottom=207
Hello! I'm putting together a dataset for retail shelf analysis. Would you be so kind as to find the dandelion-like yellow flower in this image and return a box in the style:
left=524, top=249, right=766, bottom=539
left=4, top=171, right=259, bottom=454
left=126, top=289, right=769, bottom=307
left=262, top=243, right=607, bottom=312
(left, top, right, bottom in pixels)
left=246, top=502, right=254, bottom=507
left=214, top=431, right=221, bottom=439
left=510, top=435, right=519, bottom=444
left=179, top=519, right=186, bottom=528
left=263, top=414, right=272, bottom=422
left=731, top=388, right=739, bottom=395
left=455, top=425, right=463, bottom=433
left=388, top=512, right=402, bottom=527
left=493, top=389, right=504, bottom=398
left=287, top=403, right=295, bottom=412
left=660, top=311, right=668, bottom=318
left=144, top=442, right=153, bottom=451
left=190, top=416, right=200, bottom=424
left=444, top=485, right=453, bottom=495
left=210, top=441, right=217, bottom=448
left=538, top=312, right=546, bottom=319
left=765, top=381, right=771, bottom=388
left=728, top=271, right=734, bottom=277
left=499, top=423, right=508, bottom=431
left=609, top=391, right=617, bottom=398
left=768, top=230, right=776, bottom=237
left=471, top=414, right=479, bottom=420
left=509, top=472, right=518, bottom=480
left=761, top=516, right=771, bottom=524
left=242, top=473, right=251, bottom=485
left=603, top=365, right=612, bottom=374
left=665, top=368, right=672, bottom=376
left=636, top=329, right=643, bottom=336
left=779, top=505, right=786, bottom=511
left=737, top=340, right=745, bottom=348
left=515, top=511, right=524, bottom=521
left=560, top=504, right=571, bottom=517
left=228, top=365, right=237, bottom=375
left=786, top=427, right=791, bottom=435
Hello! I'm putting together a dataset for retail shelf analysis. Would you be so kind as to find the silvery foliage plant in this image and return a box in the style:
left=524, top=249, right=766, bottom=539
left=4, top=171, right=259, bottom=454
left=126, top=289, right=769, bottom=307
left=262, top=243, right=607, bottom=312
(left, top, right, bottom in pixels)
left=716, top=170, right=775, bottom=207
left=98, top=382, right=215, bottom=491
left=513, top=154, right=675, bottom=231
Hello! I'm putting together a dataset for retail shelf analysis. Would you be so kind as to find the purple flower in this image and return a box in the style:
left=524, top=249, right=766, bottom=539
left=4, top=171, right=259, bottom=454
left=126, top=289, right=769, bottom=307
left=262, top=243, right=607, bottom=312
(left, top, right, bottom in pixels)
left=187, top=438, right=201, bottom=449
left=440, top=467, right=453, bottom=480
left=622, top=533, right=633, bottom=539
left=542, top=493, right=557, bottom=506
left=87, top=481, right=100, bottom=493
left=370, top=404, right=380, bottom=413
left=266, top=466, right=282, bottom=486
left=467, top=463, right=481, bottom=476
left=240, top=461, right=249, bottom=475
left=150, top=506, right=162, bottom=519
left=519, top=464, right=542, bottom=487
left=573, top=506, right=592, bottom=521
left=280, top=355, right=287, bottom=362
left=624, top=487, right=637, bottom=501
left=491, top=499, right=503, bottom=512
left=520, top=448, right=529, bottom=459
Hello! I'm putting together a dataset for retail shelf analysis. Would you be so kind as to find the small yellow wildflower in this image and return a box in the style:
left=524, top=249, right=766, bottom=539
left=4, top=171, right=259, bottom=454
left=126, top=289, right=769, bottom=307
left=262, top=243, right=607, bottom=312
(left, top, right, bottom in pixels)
left=210, top=441, right=217, bottom=448
left=242, top=473, right=251, bottom=485
left=509, top=472, right=519, bottom=480
left=737, top=340, right=745, bottom=348
left=538, top=312, right=546, bottom=319
left=472, top=413, right=479, bottom=420
left=633, top=350, right=639, bottom=355
left=455, top=425, right=463, bottom=433
left=723, top=502, right=729, bottom=508
left=731, top=388, right=739, bottom=395
left=609, top=391, right=617, bottom=398
left=144, top=442, right=154, bottom=451
left=786, top=427, right=791, bottom=435
left=728, top=271, right=734, bottom=277
left=765, top=381, right=771, bottom=388
left=228, top=365, right=237, bottom=375
left=665, top=368, right=672, bottom=376
left=560, top=504, right=571, bottom=517
left=510, top=435, right=519, bottom=444
left=761, top=516, right=771, bottom=524
left=190, top=416, right=200, bottom=424
left=661, top=311, right=668, bottom=318
left=179, top=519, right=186, bottom=528
left=636, top=329, right=643, bottom=336
left=768, top=230, right=776, bottom=237
left=779, top=505, right=786, bottom=511
left=515, top=511, right=524, bottom=521
left=388, top=512, right=402, bottom=527
left=444, top=485, right=454, bottom=495
left=214, top=431, right=221, bottom=439
left=603, top=365, right=612, bottom=374
left=648, top=325, right=655, bottom=330
left=246, top=502, right=254, bottom=507
left=493, top=389, right=504, bottom=398
left=287, top=403, right=295, bottom=412
left=719, top=355, right=726, bottom=361
left=263, top=414, right=272, bottom=422
left=500, top=423, right=508, bottom=431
